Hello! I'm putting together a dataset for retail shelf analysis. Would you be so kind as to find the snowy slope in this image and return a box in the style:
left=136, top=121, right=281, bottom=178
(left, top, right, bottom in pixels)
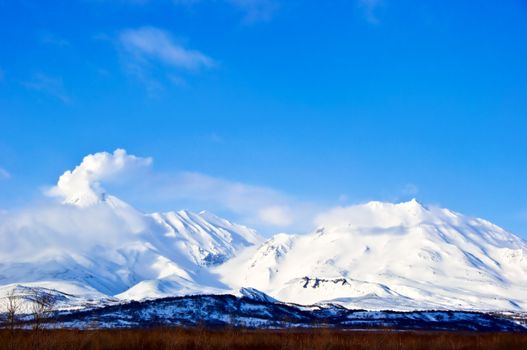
left=0, top=192, right=261, bottom=306
left=216, top=199, right=527, bottom=311
left=2, top=193, right=527, bottom=313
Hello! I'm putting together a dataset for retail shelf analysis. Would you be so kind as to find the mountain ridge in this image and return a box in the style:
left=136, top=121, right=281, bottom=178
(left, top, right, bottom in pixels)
left=216, top=199, right=527, bottom=311
left=1, top=195, right=526, bottom=314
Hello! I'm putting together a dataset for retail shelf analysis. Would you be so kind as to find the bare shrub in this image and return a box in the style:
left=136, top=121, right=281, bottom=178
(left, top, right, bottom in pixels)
left=2, top=289, right=21, bottom=331
left=28, top=289, right=57, bottom=331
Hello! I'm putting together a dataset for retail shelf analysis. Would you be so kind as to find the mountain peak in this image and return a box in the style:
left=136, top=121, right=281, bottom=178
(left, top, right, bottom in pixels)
left=63, top=190, right=106, bottom=207
left=404, top=197, right=425, bottom=208
left=63, top=191, right=132, bottom=210
left=220, top=200, right=527, bottom=311
left=315, top=199, right=432, bottom=231
left=364, top=198, right=426, bottom=211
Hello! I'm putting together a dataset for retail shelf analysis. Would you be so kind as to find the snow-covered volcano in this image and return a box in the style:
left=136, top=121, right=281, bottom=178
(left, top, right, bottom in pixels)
left=216, top=199, right=527, bottom=311
left=1, top=192, right=526, bottom=312
left=0, top=192, right=261, bottom=303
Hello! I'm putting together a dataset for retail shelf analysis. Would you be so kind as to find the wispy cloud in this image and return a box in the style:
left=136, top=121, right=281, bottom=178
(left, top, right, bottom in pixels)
left=137, top=171, right=319, bottom=231
left=172, top=0, right=278, bottom=23
left=45, top=149, right=318, bottom=232
left=209, top=132, right=224, bottom=143
left=258, top=205, right=293, bottom=226
left=22, top=73, right=71, bottom=104
left=358, top=0, right=383, bottom=24
left=227, top=0, right=279, bottom=23
left=119, top=27, right=215, bottom=71
left=518, top=209, right=527, bottom=223
left=118, top=26, right=214, bottom=93
left=402, top=183, right=419, bottom=196
left=0, top=202, right=149, bottom=260
left=0, top=167, right=10, bottom=180
left=38, top=32, right=70, bottom=47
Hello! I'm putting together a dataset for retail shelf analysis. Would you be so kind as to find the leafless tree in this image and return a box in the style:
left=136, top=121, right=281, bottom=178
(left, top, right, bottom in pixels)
left=28, top=289, right=56, bottom=331
left=2, top=289, right=21, bottom=330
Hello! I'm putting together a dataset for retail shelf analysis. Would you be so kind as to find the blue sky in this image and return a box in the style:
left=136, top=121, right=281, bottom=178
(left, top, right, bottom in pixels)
left=0, top=0, right=526, bottom=236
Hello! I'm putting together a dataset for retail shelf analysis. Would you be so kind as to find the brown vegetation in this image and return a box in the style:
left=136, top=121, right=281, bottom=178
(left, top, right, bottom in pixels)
left=1, top=328, right=527, bottom=350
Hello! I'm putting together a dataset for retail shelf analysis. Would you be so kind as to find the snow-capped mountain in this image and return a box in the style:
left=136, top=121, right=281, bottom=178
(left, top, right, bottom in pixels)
left=216, top=199, right=527, bottom=311
left=2, top=192, right=527, bottom=313
left=0, top=192, right=261, bottom=305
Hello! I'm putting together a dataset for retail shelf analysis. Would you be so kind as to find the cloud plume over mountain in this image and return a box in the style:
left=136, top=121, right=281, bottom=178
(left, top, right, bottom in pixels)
left=47, top=149, right=152, bottom=207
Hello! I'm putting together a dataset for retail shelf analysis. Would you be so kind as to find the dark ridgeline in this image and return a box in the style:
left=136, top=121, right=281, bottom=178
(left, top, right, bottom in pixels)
left=7, top=293, right=525, bottom=332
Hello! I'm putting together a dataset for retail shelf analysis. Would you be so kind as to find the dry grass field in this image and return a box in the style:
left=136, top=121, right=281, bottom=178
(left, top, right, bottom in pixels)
left=1, top=328, right=527, bottom=350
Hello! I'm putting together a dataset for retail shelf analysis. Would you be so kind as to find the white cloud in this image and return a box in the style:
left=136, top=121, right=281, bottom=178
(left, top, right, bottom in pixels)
left=314, top=200, right=424, bottom=230
left=43, top=148, right=307, bottom=230
left=358, top=0, right=383, bottom=24
left=0, top=167, right=11, bottom=180
left=209, top=132, right=224, bottom=143
left=119, top=27, right=215, bottom=71
left=227, top=0, right=278, bottom=23
left=518, top=209, right=527, bottom=223
left=22, top=73, right=71, bottom=104
left=4, top=148, right=318, bottom=233
left=0, top=150, right=154, bottom=261
left=171, top=0, right=278, bottom=23
left=39, top=32, right=70, bottom=47
left=0, top=202, right=148, bottom=261
left=402, top=183, right=419, bottom=196
left=315, top=205, right=372, bottom=229
left=258, top=206, right=293, bottom=227
left=140, top=171, right=316, bottom=230
left=47, top=149, right=152, bottom=206
left=338, top=194, right=349, bottom=203
left=117, top=27, right=215, bottom=93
